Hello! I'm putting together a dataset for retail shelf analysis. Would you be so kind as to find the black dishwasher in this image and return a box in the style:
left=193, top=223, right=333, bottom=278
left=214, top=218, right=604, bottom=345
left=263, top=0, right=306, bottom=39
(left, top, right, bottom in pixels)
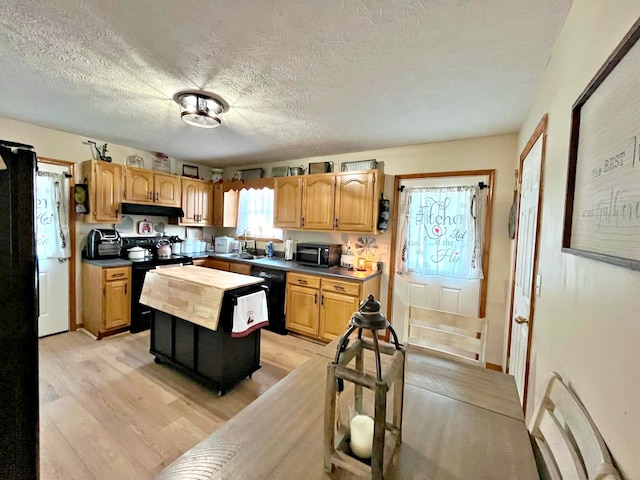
left=250, top=265, right=288, bottom=335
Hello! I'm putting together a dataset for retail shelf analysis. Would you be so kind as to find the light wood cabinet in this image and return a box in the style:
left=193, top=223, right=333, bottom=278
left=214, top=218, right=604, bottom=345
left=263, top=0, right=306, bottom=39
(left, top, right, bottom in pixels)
left=213, top=184, right=238, bottom=227
left=82, top=263, right=131, bottom=339
left=275, top=177, right=303, bottom=228
left=301, top=175, right=335, bottom=230
left=205, top=258, right=230, bottom=271
left=203, top=258, right=251, bottom=275
left=124, top=168, right=181, bottom=207
left=334, top=171, right=376, bottom=232
left=285, top=272, right=381, bottom=341
left=179, top=178, right=213, bottom=226
left=275, top=170, right=379, bottom=233
left=82, top=160, right=124, bottom=223
left=229, top=262, right=251, bottom=275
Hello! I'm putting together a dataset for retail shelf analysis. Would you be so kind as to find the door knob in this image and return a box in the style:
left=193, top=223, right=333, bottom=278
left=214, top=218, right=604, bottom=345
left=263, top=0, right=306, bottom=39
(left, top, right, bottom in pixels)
left=515, top=315, right=529, bottom=324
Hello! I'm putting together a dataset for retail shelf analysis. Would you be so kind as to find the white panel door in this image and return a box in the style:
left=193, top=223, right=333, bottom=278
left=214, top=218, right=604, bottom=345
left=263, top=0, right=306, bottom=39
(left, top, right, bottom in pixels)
left=508, top=135, right=543, bottom=402
left=392, top=176, right=486, bottom=340
left=36, top=163, right=70, bottom=337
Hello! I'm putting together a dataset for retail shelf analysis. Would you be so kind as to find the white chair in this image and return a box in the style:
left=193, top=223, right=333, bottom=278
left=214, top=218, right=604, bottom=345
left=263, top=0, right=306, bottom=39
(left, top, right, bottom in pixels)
left=528, top=372, right=621, bottom=480
left=402, top=304, right=488, bottom=367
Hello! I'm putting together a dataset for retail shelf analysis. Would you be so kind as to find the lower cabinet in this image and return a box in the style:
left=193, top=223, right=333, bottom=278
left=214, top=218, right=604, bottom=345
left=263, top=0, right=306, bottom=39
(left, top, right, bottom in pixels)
left=203, top=258, right=251, bottom=275
left=285, top=272, right=380, bottom=342
left=82, top=263, right=131, bottom=339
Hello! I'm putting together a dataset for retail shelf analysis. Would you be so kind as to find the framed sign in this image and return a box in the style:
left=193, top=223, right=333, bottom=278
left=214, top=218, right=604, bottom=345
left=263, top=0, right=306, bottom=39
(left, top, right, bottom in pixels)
left=182, top=164, right=199, bottom=179
left=563, top=17, right=640, bottom=270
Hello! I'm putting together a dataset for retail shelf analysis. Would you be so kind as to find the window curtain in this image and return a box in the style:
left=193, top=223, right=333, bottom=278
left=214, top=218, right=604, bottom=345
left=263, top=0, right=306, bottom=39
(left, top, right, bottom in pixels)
left=36, top=172, right=71, bottom=260
left=235, top=187, right=283, bottom=239
left=396, top=186, right=485, bottom=279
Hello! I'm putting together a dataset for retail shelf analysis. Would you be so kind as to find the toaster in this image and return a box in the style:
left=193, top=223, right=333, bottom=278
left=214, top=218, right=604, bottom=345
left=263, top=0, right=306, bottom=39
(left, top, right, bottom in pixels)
left=85, top=228, right=121, bottom=259
left=214, top=236, right=234, bottom=253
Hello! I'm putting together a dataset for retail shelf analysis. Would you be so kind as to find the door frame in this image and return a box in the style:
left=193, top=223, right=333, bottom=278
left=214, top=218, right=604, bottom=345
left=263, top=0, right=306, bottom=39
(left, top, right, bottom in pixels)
left=37, top=157, right=78, bottom=331
left=387, top=169, right=496, bottom=321
left=506, top=114, right=548, bottom=410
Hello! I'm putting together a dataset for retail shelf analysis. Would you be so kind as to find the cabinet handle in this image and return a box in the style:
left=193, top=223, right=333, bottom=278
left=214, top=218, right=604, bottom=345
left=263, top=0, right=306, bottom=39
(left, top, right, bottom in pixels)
left=155, top=192, right=159, bottom=201
left=299, top=279, right=307, bottom=284
left=314, top=293, right=318, bottom=304
left=115, top=208, right=119, bottom=219
left=334, top=285, right=344, bottom=291
left=125, top=284, right=128, bottom=295
left=111, top=273, right=125, bottom=277
left=148, top=191, right=152, bottom=200
left=301, top=217, right=305, bottom=227
left=321, top=294, right=324, bottom=306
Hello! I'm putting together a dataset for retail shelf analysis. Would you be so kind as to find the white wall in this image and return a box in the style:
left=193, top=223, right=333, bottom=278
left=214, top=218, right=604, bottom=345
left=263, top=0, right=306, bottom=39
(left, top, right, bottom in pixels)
left=231, top=134, right=518, bottom=366
left=518, top=1, right=640, bottom=477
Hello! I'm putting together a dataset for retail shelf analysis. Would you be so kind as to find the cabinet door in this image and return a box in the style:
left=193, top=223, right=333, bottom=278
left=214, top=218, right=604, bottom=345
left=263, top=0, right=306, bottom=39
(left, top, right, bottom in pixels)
left=320, top=291, right=360, bottom=341
left=94, top=162, right=123, bottom=223
left=301, top=175, right=335, bottom=230
left=103, top=279, right=130, bottom=330
left=155, top=173, right=181, bottom=207
left=125, top=167, right=154, bottom=203
left=275, top=177, right=302, bottom=228
left=335, top=172, right=376, bottom=232
left=180, top=179, right=198, bottom=224
left=228, top=262, right=251, bottom=275
left=199, top=181, right=214, bottom=225
left=286, top=284, right=320, bottom=336
left=213, top=183, right=224, bottom=226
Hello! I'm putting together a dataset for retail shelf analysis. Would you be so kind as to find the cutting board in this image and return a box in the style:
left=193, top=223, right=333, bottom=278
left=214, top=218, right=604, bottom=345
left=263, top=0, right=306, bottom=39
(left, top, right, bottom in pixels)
left=140, top=266, right=263, bottom=331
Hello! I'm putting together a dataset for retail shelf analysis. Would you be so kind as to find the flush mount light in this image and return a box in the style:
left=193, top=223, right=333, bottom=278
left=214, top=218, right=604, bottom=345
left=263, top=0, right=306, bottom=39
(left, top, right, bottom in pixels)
left=175, top=92, right=224, bottom=129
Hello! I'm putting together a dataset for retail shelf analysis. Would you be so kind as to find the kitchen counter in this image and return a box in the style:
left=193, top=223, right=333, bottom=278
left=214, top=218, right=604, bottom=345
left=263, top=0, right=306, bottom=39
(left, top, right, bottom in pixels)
left=192, top=251, right=383, bottom=281
left=81, top=258, right=132, bottom=267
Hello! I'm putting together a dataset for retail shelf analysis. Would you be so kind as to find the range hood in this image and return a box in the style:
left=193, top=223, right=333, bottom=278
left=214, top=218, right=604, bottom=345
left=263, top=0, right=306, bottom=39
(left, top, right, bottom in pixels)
left=121, top=202, right=185, bottom=218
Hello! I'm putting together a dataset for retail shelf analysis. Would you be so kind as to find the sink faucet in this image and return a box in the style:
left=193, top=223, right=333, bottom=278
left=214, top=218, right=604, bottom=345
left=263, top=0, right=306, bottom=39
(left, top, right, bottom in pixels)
left=242, top=228, right=249, bottom=252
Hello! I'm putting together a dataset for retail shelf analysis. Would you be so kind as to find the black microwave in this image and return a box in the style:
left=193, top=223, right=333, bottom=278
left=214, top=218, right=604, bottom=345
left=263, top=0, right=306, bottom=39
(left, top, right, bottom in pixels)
left=296, top=243, right=342, bottom=268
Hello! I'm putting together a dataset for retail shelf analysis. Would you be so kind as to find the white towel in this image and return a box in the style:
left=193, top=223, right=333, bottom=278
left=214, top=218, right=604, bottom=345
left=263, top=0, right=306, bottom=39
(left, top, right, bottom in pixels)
left=232, top=290, right=268, bottom=338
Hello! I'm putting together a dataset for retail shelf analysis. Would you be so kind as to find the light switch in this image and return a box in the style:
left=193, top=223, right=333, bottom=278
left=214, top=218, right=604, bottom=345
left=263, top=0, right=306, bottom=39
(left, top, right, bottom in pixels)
left=535, top=274, right=542, bottom=296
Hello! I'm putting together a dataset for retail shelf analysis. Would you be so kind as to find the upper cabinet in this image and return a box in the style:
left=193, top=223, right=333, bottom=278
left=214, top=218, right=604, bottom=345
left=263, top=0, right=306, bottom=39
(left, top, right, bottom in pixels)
left=275, top=170, right=379, bottom=233
left=274, top=177, right=303, bottom=229
left=213, top=183, right=238, bottom=227
left=179, top=177, right=213, bottom=226
left=82, top=160, right=124, bottom=224
left=125, top=167, right=181, bottom=207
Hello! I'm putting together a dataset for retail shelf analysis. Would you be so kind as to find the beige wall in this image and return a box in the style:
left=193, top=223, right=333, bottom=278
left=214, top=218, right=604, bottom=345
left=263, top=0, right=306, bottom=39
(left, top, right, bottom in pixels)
left=518, top=1, right=640, bottom=477
left=0, top=117, right=214, bottom=327
left=231, top=134, right=518, bottom=366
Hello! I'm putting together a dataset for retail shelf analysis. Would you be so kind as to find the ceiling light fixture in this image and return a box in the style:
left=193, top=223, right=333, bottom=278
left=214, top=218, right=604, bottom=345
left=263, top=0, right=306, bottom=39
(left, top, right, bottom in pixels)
left=175, top=92, right=224, bottom=129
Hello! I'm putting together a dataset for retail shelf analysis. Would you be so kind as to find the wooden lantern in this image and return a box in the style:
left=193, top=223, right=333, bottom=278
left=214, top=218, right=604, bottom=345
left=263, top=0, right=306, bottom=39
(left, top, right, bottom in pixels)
left=324, top=295, right=405, bottom=479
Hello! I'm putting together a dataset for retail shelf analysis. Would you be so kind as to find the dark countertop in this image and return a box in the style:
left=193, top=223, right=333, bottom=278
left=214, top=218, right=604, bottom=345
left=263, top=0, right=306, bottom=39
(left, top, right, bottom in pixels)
left=195, top=252, right=382, bottom=282
left=83, top=252, right=382, bottom=281
left=82, top=258, right=132, bottom=267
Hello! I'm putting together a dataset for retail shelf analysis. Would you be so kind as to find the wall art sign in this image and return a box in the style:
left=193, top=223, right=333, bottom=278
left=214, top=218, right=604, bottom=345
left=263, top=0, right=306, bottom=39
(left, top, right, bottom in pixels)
left=563, top=17, right=640, bottom=270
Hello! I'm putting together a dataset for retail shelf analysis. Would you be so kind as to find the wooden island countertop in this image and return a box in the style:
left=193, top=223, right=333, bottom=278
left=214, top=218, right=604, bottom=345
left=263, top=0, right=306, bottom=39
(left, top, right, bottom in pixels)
left=140, top=265, right=263, bottom=331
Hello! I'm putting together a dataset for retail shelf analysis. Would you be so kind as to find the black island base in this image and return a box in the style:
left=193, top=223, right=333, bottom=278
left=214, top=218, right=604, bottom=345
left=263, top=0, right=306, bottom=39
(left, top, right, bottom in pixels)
left=149, top=284, right=265, bottom=396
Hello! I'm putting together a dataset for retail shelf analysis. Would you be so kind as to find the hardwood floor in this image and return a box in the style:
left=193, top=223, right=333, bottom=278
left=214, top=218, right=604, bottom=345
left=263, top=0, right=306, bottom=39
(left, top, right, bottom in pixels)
left=39, top=329, right=324, bottom=479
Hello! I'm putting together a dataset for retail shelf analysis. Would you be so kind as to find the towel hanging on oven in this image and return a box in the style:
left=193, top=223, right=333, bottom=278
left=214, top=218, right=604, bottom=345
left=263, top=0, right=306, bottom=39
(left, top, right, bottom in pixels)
left=232, top=290, right=268, bottom=337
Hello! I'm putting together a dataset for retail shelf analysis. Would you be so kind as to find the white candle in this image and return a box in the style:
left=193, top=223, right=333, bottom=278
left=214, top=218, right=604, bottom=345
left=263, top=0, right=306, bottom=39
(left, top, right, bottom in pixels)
left=350, top=414, right=374, bottom=459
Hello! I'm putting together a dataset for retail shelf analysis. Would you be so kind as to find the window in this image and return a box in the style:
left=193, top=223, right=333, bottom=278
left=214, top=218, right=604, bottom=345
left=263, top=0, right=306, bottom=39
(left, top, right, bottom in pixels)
left=397, top=186, right=485, bottom=279
left=235, top=187, right=283, bottom=240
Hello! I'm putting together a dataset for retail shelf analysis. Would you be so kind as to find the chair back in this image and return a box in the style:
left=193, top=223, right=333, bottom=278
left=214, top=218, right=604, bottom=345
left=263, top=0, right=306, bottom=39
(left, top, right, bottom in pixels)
left=528, top=372, right=621, bottom=480
left=402, top=305, right=487, bottom=367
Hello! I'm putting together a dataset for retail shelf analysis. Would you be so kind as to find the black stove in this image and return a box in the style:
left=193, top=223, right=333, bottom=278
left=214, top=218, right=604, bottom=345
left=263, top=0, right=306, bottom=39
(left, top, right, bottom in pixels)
left=121, top=237, right=193, bottom=333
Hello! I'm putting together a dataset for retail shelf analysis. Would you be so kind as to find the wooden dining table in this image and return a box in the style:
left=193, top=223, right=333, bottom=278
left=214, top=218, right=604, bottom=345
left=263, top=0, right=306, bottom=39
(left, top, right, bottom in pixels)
left=157, top=343, right=539, bottom=480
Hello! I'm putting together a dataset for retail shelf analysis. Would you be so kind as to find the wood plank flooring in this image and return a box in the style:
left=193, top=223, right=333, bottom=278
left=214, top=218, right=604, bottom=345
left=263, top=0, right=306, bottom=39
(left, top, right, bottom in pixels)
left=39, top=329, right=324, bottom=479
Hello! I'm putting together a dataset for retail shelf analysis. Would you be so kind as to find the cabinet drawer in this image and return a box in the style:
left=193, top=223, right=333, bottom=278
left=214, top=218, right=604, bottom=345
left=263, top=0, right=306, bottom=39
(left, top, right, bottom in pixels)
left=287, top=272, right=320, bottom=289
left=321, top=278, right=360, bottom=297
left=192, top=258, right=207, bottom=266
left=206, top=259, right=230, bottom=271
left=229, top=262, right=251, bottom=275
left=104, top=267, right=130, bottom=281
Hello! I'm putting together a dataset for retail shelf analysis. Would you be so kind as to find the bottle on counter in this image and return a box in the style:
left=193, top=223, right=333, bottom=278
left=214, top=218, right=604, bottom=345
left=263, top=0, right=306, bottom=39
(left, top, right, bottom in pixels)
left=266, top=241, right=274, bottom=258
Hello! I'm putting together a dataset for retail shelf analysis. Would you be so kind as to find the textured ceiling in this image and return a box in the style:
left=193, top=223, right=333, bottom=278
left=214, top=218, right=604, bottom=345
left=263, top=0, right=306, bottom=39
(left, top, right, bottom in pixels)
left=0, top=0, right=572, bottom=166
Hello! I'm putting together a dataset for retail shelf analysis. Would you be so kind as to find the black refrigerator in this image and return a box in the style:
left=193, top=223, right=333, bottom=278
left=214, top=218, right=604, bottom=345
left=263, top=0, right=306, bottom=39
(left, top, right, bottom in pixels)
left=0, top=140, right=39, bottom=479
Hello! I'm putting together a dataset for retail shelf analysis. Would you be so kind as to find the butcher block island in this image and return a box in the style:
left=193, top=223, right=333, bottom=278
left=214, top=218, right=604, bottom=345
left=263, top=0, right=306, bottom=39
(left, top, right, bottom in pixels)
left=140, top=265, right=267, bottom=395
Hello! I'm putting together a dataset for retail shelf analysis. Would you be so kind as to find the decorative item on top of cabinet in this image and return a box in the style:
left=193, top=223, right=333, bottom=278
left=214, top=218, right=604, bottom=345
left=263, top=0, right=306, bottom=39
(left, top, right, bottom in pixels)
left=81, top=160, right=124, bottom=223
left=82, top=263, right=131, bottom=339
